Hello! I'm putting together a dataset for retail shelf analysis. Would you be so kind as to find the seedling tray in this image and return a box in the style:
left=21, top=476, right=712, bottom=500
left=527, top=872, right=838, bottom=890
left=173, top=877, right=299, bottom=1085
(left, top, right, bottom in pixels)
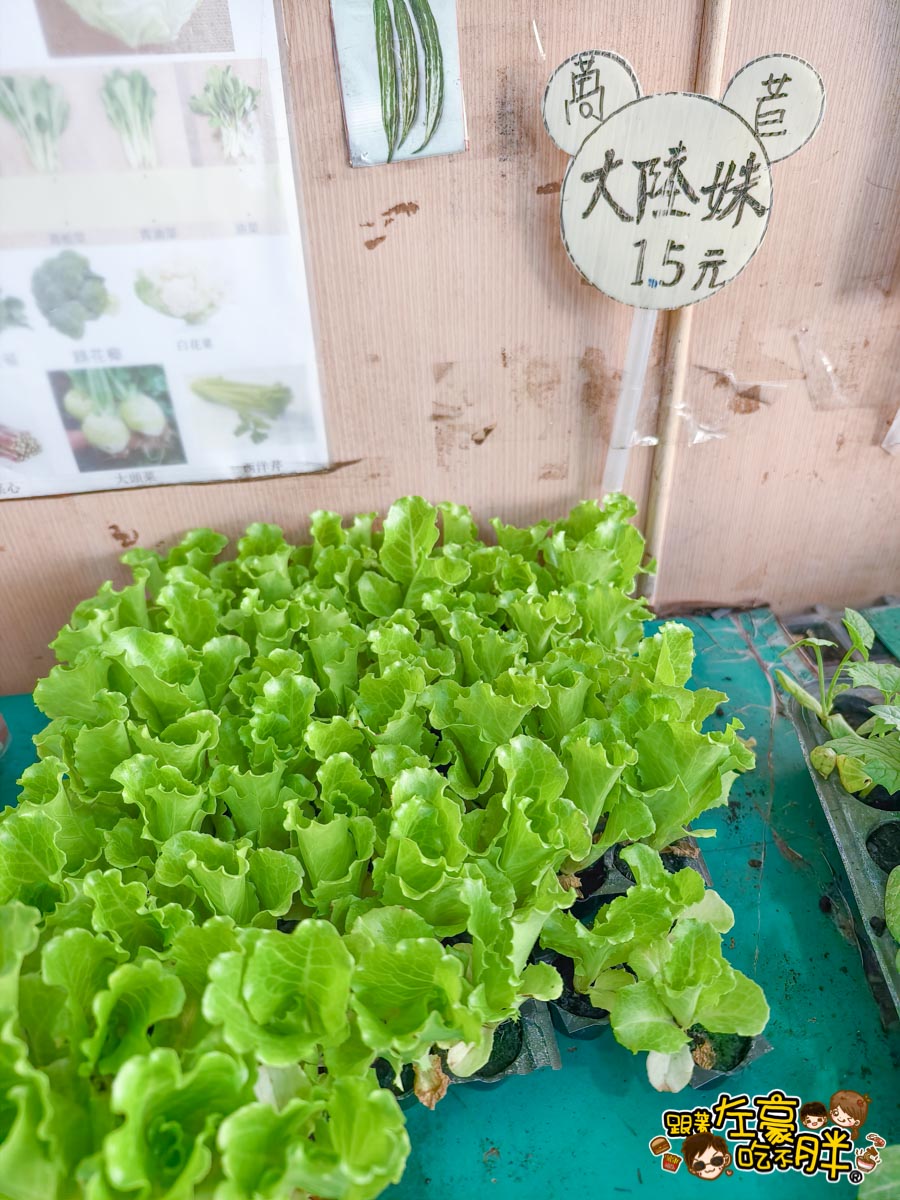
left=548, top=840, right=762, bottom=1086
left=445, top=999, right=561, bottom=1089
left=689, top=1032, right=773, bottom=1089
left=782, top=596, right=900, bottom=664
left=789, top=695, right=900, bottom=1017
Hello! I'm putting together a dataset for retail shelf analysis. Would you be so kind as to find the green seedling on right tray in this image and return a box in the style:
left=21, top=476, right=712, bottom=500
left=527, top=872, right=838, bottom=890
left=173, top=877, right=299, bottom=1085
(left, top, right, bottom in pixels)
left=777, top=608, right=900, bottom=799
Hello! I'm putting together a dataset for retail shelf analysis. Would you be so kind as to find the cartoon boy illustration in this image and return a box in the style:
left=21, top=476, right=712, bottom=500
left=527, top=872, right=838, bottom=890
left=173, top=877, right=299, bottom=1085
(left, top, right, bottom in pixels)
left=829, top=1090, right=871, bottom=1140
left=683, top=1133, right=732, bottom=1181
left=799, top=1101, right=828, bottom=1129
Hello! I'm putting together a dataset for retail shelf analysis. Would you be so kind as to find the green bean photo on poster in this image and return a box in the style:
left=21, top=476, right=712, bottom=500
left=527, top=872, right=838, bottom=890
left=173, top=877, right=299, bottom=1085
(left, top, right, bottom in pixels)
left=330, top=0, right=464, bottom=167
left=374, top=0, right=444, bottom=161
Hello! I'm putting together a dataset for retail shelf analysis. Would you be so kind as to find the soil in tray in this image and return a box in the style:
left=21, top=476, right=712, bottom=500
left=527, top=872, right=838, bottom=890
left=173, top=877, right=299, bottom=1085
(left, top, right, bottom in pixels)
left=549, top=952, right=610, bottom=1020
left=833, top=693, right=878, bottom=729
left=475, top=1018, right=524, bottom=1079
left=574, top=856, right=608, bottom=896
left=866, top=821, right=900, bottom=874
left=374, top=1059, right=415, bottom=1098
left=612, top=839, right=699, bottom=883
left=857, top=785, right=900, bottom=813
left=571, top=883, right=625, bottom=927
left=689, top=1026, right=752, bottom=1073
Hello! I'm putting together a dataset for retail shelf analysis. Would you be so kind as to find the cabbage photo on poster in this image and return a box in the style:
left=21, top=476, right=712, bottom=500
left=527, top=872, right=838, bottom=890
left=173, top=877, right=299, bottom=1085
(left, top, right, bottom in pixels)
left=34, top=0, right=235, bottom=57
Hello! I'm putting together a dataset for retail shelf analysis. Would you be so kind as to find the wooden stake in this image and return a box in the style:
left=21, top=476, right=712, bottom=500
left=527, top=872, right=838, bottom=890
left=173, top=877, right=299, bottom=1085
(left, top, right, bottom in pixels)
left=641, top=0, right=733, bottom=602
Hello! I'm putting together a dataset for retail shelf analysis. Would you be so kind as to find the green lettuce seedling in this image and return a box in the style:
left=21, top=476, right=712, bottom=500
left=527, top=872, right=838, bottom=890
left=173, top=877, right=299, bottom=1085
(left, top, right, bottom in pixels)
left=0, top=496, right=760, bottom=1197
left=541, top=844, right=768, bottom=1091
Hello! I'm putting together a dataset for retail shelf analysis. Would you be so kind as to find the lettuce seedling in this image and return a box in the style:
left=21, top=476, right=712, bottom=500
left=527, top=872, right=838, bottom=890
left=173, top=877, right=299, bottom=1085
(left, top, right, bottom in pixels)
left=541, top=845, right=768, bottom=1090
left=0, top=495, right=760, bottom=1198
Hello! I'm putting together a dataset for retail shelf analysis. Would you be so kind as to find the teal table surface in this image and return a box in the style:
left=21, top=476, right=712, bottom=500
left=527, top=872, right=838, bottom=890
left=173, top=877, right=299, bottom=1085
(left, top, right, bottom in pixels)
left=2, top=609, right=899, bottom=1200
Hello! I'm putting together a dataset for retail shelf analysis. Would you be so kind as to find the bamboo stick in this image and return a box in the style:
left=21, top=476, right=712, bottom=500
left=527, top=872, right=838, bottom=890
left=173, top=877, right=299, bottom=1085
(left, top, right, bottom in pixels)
left=641, top=0, right=733, bottom=603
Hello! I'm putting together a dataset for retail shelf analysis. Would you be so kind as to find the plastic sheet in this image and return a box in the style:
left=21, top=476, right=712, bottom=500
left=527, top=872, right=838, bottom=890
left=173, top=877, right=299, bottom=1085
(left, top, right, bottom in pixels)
left=881, top=407, right=900, bottom=456
left=796, top=325, right=847, bottom=410
left=600, top=307, right=659, bottom=492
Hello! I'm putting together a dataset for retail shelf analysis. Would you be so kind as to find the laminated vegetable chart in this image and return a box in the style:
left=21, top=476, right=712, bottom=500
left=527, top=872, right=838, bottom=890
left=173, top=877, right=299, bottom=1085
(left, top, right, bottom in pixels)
left=0, top=0, right=328, bottom=499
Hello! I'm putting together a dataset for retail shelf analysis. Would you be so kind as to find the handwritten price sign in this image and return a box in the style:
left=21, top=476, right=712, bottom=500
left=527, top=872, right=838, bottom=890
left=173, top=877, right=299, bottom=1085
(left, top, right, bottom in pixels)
left=543, top=52, right=825, bottom=311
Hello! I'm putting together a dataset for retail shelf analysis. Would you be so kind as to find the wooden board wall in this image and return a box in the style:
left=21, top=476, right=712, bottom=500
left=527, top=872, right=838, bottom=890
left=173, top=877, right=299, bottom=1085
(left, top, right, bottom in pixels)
left=650, top=0, right=900, bottom=611
left=1, top=0, right=897, bottom=694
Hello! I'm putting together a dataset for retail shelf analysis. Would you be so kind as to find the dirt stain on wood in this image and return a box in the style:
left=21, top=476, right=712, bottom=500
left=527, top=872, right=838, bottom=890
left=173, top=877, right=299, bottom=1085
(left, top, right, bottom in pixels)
left=536, top=180, right=562, bottom=195
left=500, top=348, right=509, bottom=368
left=539, top=462, right=568, bottom=481
left=108, top=524, right=139, bottom=548
left=496, top=68, right=518, bottom=162
left=382, top=202, right=420, bottom=218
left=432, top=362, right=454, bottom=384
left=364, top=236, right=386, bottom=251
left=579, top=348, right=617, bottom=412
left=729, top=385, right=764, bottom=414
left=578, top=347, right=619, bottom=446
left=494, top=67, right=536, bottom=164
left=471, top=424, right=496, bottom=445
left=525, top=358, right=561, bottom=407
left=701, top=367, right=773, bottom=415
left=430, top=402, right=464, bottom=423
left=705, top=367, right=734, bottom=390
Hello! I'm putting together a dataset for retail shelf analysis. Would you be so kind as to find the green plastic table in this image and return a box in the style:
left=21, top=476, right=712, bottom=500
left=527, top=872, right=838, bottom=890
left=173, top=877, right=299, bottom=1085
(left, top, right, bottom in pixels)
left=2, top=609, right=899, bottom=1199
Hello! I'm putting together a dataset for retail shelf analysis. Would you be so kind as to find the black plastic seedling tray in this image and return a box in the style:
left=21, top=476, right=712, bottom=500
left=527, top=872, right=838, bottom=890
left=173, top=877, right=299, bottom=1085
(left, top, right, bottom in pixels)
left=547, top=839, right=770, bottom=1086
left=789, top=696, right=900, bottom=1018
left=782, top=597, right=900, bottom=665
left=452, top=999, right=562, bottom=1088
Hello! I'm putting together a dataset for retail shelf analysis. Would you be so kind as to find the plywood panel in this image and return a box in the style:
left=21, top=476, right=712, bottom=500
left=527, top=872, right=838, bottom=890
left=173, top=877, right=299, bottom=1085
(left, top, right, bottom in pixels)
left=650, top=0, right=900, bottom=610
left=0, top=0, right=702, bottom=693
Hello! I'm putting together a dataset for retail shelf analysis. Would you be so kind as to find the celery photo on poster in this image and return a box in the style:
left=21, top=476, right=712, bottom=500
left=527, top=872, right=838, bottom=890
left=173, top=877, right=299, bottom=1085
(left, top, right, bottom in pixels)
left=331, top=0, right=466, bottom=166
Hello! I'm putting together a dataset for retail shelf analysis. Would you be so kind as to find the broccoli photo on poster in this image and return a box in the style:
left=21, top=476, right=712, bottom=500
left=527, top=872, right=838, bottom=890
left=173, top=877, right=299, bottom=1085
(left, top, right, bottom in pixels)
left=48, top=364, right=187, bottom=472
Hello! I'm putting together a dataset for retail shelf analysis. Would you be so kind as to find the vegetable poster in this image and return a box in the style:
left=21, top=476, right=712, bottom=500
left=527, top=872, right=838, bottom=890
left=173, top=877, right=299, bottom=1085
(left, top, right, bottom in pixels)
left=0, top=0, right=329, bottom=500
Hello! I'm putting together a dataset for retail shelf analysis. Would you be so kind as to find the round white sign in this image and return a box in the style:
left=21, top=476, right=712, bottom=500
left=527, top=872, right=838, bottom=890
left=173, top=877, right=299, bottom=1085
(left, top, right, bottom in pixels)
left=722, top=54, right=825, bottom=164
left=561, top=93, right=774, bottom=310
left=542, top=50, right=640, bottom=157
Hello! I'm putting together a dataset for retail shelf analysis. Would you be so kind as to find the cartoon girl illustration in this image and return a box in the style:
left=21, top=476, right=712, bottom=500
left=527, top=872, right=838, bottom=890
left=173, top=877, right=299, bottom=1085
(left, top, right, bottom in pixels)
left=829, top=1090, right=871, bottom=1140
left=799, top=1101, right=828, bottom=1129
left=682, top=1133, right=732, bottom=1181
